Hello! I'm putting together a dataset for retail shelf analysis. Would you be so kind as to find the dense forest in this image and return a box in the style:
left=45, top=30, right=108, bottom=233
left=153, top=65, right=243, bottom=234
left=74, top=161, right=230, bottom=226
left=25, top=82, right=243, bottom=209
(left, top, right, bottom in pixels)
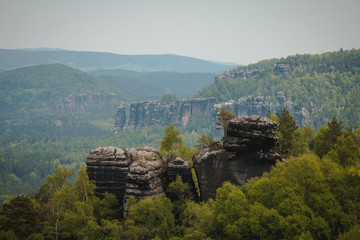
left=197, top=48, right=360, bottom=129
left=1, top=111, right=360, bottom=239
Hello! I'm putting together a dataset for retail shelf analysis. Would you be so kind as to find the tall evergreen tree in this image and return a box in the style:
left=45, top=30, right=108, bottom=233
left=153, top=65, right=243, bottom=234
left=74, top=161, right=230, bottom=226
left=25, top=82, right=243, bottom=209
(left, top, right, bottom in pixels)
left=276, top=106, right=298, bottom=155
left=312, top=116, right=343, bottom=157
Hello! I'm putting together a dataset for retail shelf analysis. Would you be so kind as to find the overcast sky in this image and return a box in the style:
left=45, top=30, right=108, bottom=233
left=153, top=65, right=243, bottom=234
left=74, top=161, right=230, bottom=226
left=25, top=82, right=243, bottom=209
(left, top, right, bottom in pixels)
left=1, top=0, right=359, bottom=64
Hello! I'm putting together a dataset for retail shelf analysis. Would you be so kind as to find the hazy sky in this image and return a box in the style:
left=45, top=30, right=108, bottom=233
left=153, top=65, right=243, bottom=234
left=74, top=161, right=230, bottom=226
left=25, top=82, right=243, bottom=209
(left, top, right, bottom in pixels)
left=1, top=0, right=359, bottom=64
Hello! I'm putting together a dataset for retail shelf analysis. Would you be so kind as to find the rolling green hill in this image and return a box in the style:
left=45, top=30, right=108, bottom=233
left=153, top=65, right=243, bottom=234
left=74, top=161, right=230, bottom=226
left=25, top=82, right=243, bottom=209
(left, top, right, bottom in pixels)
left=0, top=49, right=236, bottom=73
left=0, top=63, right=131, bottom=137
left=196, top=48, right=360, bottom=128
left=90, top=69, right=217, bottom=98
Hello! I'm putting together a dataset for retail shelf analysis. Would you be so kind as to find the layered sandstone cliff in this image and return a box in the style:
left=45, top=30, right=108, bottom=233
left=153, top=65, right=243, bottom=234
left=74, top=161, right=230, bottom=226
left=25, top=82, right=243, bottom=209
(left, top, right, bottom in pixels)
left=124, top=98, right=216, bottom=131
left=89, top=115, right=283, bottom=205
left=86, top=146, right=196, bottom=206
left=114, top=95, right=311, bottom=135
left=86, top=146, right=132, bottom=202
left=194, top=116, right=283, bottom=201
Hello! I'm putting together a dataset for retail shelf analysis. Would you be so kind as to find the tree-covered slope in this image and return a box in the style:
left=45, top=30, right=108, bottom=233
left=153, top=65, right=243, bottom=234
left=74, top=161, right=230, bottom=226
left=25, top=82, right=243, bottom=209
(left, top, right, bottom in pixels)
left=0, top=49, right=236, bottom=73
left=0, top=63, right=132, bottom=138
left=90, top=69, right=217, bottom=98
left=196, top=48, right=360, bottom=128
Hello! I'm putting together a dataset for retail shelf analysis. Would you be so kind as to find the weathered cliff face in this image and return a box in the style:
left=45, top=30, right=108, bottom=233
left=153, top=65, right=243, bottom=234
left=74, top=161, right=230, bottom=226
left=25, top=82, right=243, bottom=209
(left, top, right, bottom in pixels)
left=86, top=146, right=196, bottom=206
left=114, top=98, right=216, bottom=132
left=124, top=147, right=166, bottom=200
left=86, top=146, right=132, bottom=202
left=194, top=116, right=283, bottom=201
left=113, top=103, right=126, bottom=134
left=114, top=94, right=312, bottom=134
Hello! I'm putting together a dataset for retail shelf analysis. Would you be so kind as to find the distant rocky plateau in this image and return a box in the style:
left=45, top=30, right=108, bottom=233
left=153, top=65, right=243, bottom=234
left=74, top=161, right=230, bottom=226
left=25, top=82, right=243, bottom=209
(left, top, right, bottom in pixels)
left=87, top=115, right=283, bottom=206
left=113, top=93, right=311, bottom=136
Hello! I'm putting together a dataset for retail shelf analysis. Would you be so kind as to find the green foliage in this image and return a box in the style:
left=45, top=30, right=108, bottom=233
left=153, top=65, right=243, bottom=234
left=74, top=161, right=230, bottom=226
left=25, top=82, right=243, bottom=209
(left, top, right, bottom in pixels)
left=166, top=175, right=194, bottom=203
left=312, top=116, right=344, bottom=157
left=160, top=124, right=197, bottom=163
left=181, top=200, right=216, bottom=238
left=0, top=195, right=42, bottom=239
left=160, top=124, right=184, bottom=157
left=338, top=225, right=360, bottom=240
left=194, top=134, right=215, bottom=150
left=0, top=230, right=18, bottom=240
left=215, top=107, right=236, bottom=135
left=276, top=106, right=298, bottom=155
left=166, top=175, right=194, bottom=224
left=161, top=94, right=178, bottom=104
left=197, top=49, right=360, bottom=129
left=74, top=166, right=96, bottom=202
left=93, top=192, right=121, bottom=222
left=124, top=194, right=175, bottom=240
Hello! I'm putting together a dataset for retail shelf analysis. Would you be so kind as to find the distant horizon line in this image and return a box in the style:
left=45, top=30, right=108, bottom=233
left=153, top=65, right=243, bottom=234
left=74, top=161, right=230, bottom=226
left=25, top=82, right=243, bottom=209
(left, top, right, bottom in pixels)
left=0, top=47, right=241, bottom=66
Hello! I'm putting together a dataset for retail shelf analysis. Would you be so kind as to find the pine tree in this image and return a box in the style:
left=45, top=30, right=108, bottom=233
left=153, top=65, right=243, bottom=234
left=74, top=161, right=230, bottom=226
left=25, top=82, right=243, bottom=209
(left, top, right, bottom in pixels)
left=276, top=106, right=298, bottom=155
left=216, top=107, right=236, bottom=137
left=312, top=116, right=343, bottom=157
left=194, top=134, right=215, bottom=150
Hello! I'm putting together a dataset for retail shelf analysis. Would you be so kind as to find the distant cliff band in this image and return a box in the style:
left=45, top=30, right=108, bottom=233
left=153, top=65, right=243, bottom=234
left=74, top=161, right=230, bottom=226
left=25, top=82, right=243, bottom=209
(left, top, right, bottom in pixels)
left=113, top=94, right=311, bottom=135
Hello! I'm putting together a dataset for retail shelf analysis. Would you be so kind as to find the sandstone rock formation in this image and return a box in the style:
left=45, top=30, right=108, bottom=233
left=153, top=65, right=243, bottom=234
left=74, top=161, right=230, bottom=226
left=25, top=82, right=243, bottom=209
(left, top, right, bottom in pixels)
left=86, top=146, right=132, bottom=202
left=194, top=116, right=283, bottom=201
left=126, top=98, right=216, bottom=131
left=89, top=116, right=283, bottom=204
left=86, top=146, right=196, bottom=206
left=113, top=103, right=126, bottom=133
left=124, top=147, right=166, bottom=200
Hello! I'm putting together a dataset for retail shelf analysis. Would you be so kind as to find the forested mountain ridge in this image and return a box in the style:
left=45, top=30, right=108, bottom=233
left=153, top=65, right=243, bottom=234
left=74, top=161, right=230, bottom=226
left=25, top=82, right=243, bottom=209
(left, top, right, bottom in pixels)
left=197, top=48, right=360, bottom=129
left=0, top=48, right=236, bottom=73
left=0, top=63, right=130, bottom=138
left=91, top=69, right=217, bottom=98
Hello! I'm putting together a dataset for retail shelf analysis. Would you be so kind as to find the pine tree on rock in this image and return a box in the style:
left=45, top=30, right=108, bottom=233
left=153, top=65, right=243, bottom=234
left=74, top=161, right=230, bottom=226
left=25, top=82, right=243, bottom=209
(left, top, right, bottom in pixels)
left=216, top=107, right=236, bottom=137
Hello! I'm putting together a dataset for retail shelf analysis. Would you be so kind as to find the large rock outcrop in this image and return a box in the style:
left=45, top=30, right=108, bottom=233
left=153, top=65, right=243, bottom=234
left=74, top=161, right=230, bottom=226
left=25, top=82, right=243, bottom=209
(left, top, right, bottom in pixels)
left=86, top=146, right=132, bottom=202
left=194, top=116, right=283, bottom=201
left=124, top=147, right=166, bottom=200
left=88, top=116, right=284, bottom=204
left=86, top=146, right=196, bottom=206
